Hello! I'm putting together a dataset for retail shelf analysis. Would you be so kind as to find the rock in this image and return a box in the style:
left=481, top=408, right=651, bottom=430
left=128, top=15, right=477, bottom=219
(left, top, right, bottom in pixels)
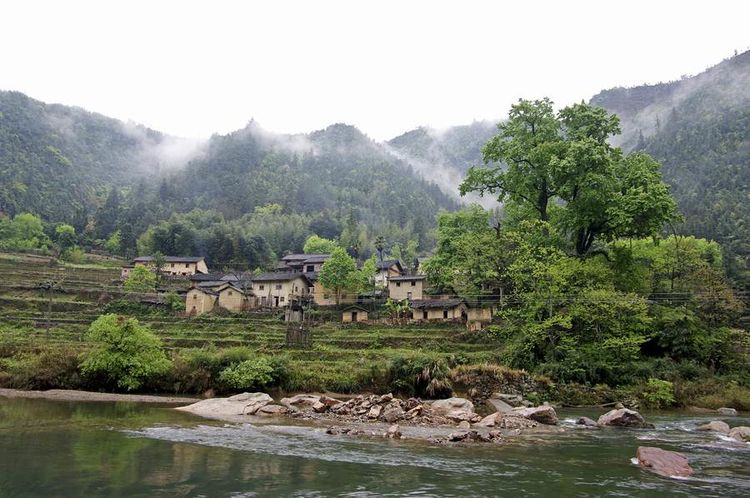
left=379, top=393, right=394, bottom=403
left=487, top=397, right=514, bottom=413
left=431, top=397, right=475, bottom=416
left=319, top=395, right=342, bottom=408
left=445, top=409, right=479, bottom=423
left=280, top=394, right=321, bottom=411
left=717, top=407, right=738, bottom=416
left=493, top=393, right=524, bottom=407
left=636, top=446, right=694, bottom=478
left=515, top=406, right=558, bottom=425
left=597, top=408, right=653, bottom=428
left=576, top=417, right=598, bottom=427
left=614, top=402, right=625, bottom=410
left=386, top=424, right=401, bottom=438
left=696, top=421, right=730, bottom=433
left=457, top=421, right=471, bottom=429
left=475, top=412, right=537, bottom=429
left=367, top=405, right=382, bottom=419
left=256, top=404, right=288, bottom=416
left=404, top=405, right=423, bottom=419
left=312, top=401, right=328, bottom=413
left=176, top=392, right=273, bottom=418
left=447, top=430, right=477, bottom=442
left=475, top=413, right=500, bottom=427
left=729, top=426, right=750, bottom=442
left=381, top=404, right=405, bottom=423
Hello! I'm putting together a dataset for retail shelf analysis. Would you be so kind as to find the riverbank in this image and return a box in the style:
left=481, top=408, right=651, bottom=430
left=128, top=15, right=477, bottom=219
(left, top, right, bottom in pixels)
left=0, top=387, right=199, bottom=404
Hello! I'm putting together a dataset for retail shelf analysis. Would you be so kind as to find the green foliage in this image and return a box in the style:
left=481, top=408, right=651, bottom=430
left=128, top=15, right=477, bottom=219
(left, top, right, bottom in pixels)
left=123, top=266, right=156, bottom=293
left=318, top=247, right=364, bottom=304
left=0, top=212, right=50, bottom=251
left=80, top=314, right=171, bottom=391
left=461, top=99, right=678, bottom=254
left=54, top=224, right=77, bottom=253
left=162, top=291, right=185, bottom=313
left=386, top=354, right=453, bottom=398
left=303, top=234, right=338, bottom=254
left=640, top=378, right=676, bottom=409
left=218, top=357, right=275, bottom=390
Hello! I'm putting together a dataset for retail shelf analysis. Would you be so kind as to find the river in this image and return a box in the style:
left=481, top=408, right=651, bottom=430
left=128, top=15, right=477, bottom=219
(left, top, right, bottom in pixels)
left=0, top=397, right=747, bottom=497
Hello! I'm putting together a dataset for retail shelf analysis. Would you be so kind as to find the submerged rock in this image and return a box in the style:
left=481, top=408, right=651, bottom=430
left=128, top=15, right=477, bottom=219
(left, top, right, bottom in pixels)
left=597, top=408, right=653, bottom=428
left=729, top=426, right=750, bottom=442
left=636, top=446, right=693, bottom=478
left=717, top=407, right=738, bottom=416
left=695, top=420, right=730, bottom=434
left=576, top=417, right=598, bottom=427
left=386, top=424, right=401, bottom=439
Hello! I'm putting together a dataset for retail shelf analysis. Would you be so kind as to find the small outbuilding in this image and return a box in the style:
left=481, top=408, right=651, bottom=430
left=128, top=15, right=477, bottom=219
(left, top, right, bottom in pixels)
left=342, top=305, right=369, bottom=323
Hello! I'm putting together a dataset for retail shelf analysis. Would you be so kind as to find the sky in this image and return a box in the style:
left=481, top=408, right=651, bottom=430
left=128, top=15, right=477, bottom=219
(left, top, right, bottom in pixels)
left=2, top=0, right=749, bottom=141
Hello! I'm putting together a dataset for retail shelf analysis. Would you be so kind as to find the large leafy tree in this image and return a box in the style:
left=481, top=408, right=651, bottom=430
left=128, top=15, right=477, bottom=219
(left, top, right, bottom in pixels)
left=461, top=99, right=678, bottom=255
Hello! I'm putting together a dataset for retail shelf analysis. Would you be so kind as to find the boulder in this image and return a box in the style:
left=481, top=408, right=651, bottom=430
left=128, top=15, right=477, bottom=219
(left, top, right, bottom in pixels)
left=717, top=407, right=738, bottom=416
left=280, top=394, right=321, bottom=411
left=445, top=409, right=480, bottom=423
left=475, top=413, right=500, bottom=427
left=379, top=393, right=394, bottom=403
left=256, top=404, right=288, bottom=416
left=492, top=393, right=524, bottom=407
left=515, top=406, right=558, bottom=425
left=636, top=446, right=694, bottom=478
left=431, top=397, right=475, bottom=416
left=597, top=408, right=653, bottom=428
left=487, top=397, right=514, bottom=413
left=312, top=401, right=328, bottom=413
left=576, top=417, right=598, bottom=427
left=381, top=404, right=405, bottom=423
left=447, top=430, right=479, bottom=442
left=475, top=412, right=537, bottom=429
left=367, top=405, right=382, bottom=419
left=457, top=421, right=471, bottom=429
left=319, top=395, right=342, bottom=408
left=729, top=426, right=750, bottom=442
left=176, top=392, right=273, bottom=418
left=614, top=402, right=625, bottom=410
left=695, top=421, right=730, bottom=434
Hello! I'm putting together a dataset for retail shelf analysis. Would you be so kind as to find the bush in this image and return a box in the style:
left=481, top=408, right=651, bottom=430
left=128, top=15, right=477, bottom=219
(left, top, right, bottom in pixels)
left=639, top=378, right=676, bottom=409
left=123, top=266, right=156, bottom=292
left=386, top=354, right=453, bottom=398
left=80, top=314, right=171, bottom=391
left=219, top=357, right=275, bottom=390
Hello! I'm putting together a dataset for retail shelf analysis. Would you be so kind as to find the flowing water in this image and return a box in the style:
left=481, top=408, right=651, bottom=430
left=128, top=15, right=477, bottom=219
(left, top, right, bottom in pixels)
left=0, top=397, right=748, bottom=497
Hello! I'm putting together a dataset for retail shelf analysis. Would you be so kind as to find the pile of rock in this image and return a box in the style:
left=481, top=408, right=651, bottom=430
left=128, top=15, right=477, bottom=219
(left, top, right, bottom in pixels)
left=282, top=393, right=484, bottom=426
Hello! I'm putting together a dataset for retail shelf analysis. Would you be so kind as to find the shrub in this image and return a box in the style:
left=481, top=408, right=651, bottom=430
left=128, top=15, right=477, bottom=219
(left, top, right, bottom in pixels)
left=123, top=266, right=156, bottom=292
left=80, top=314, right=171, bottom=391
left=219, top=357, right=275, bottom=390
left=387, top=354, right=453, bottom=398
left=640, top=378, right=676, bottom=409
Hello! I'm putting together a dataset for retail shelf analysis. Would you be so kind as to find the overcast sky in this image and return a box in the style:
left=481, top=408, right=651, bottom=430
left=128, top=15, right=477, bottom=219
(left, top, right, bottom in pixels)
left=2, top=1, right=748, bottom=141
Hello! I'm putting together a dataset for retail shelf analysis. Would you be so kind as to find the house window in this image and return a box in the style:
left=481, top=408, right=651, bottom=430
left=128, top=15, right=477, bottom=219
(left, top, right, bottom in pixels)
left=306, top=265, right=314, bottom=272
left=295, top=286, right=298, bottom=292
left=259, top=285, right=265, bottom=290
left=396, top=282, right=401, bottom=287
left=423, top=311, right=428, bottom=320
left=193, top=294, right=197, bottom=299
left=280, top=296, right=285, bottom=302
left=185, top=264, right=190, bottom=268
left=443, top=310, right=449, bottom=319
left=171, top=263, right=175, bottom=268
left=228, top=291, right=233, bottom=296
left=411, top=281, right=416, bottom=287
left=275, top=284, right=282, bottom=290
left=407, top=292, right=412, bottom=299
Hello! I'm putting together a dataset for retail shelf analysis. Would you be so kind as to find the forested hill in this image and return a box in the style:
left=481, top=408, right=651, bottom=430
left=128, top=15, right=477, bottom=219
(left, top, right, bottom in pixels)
left=0, top=90, right=201, bottom=222
left=0, top=90, right=458, bottom=259
left=591, top=50, right=750, bottom=284
left=387, top=121, right=497, bottom=201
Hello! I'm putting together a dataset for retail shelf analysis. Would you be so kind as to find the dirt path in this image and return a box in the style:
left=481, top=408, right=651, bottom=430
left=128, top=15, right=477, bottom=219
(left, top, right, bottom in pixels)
left=0, top=388, right=199, bottom=404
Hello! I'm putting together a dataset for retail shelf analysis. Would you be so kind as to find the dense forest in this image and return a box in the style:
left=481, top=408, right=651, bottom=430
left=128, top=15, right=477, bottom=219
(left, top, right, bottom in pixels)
left=0, top=92, right=457, bottom=266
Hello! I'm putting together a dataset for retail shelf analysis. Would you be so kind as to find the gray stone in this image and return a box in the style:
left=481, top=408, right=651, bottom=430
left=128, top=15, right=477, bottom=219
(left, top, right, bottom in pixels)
left=256, top=404, right=288, bottom=416
left=729, top=426, right=750, bottom=442
left=279, top=394, right=320, bottom=411
left=597, top=408, right=652, bottom=428
left=488, top=397, right=514, bottom=413
left=457, top=420, right=471, bottom=429
left=367, top=405, right=382, bottom=419
left=431, top=397, right=475, bottom=415
left=696, top=420, right=730, bottom=433
left=576, top=417, right=598, bottom=427
left=717, top=407, right=738, bottom=416
left=176, top=392, right=273, bottom=417
left=386, top=424, right=401, bottom=438
left=381, top=404, right=405, bottom=423
left=515, top=405, right=558, bottom=425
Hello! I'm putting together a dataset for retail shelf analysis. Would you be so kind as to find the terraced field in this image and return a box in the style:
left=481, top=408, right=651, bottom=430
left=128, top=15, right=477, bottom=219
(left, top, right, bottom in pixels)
left=0, top=253, right=501, bottom=392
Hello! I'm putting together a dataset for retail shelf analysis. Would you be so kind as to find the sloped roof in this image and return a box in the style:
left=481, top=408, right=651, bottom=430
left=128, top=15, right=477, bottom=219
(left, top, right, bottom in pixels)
left=301, top=254, right=331, bottom=264
left=410, top=299, right=465, bottom=310
left=252, top=272, right=313, bottom=285
left=342, top=305, right=369, bottom=313
left=389, top=274, right=426, bottom=282
left=134, top=256, right=205, bottom=263
left=377, top=259, right=403, bottom=271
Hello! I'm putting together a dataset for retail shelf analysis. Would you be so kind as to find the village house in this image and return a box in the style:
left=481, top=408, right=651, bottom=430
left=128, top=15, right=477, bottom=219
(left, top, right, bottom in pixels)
left=388, top=275, right=425, bottom=301
left=186, top=286, right=219, bottom=315
left=409, top=298, right=465, bottom=321
left=250, top=272, right=312, bottom=308
left=129, top=256, right=209, bottom=277
left=374, top=259, right=404, bottom=287
left=341, top=305, right=369, bottom=323
left=277, top=253, right=331, bottom=273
